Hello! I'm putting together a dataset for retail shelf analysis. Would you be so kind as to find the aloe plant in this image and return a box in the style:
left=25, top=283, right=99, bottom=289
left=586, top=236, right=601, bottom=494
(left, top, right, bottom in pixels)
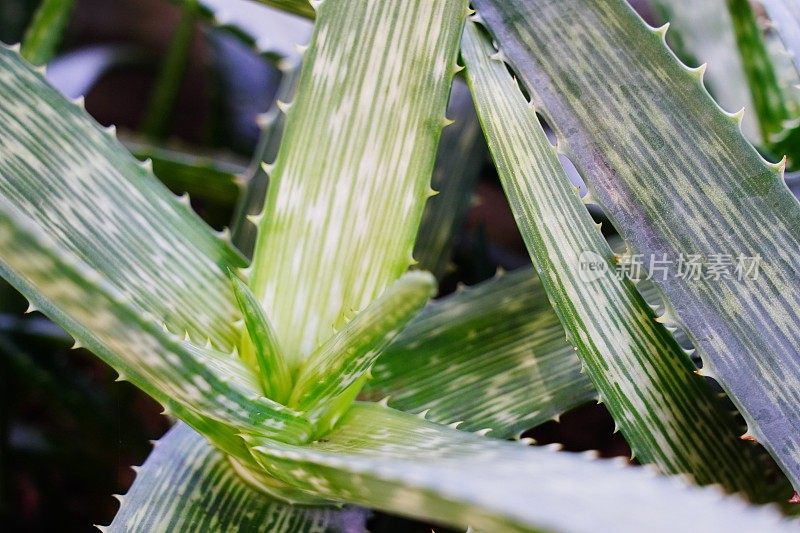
left=2, top=0, right=800, bottom=530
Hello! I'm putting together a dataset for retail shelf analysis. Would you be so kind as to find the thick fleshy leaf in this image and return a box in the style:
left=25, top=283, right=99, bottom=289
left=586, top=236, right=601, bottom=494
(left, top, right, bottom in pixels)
left=290, top=271, right=436, bottom=426
left=247, top=0, right=468, bottom=369
left=414, top=79, right=486, bottom=278
left=473, top=0, right=800, bottom=494
left=110, top=422, right=367, bottom=532
left=0, top=192, right=312, bottom=445
left=0, top=45, right=246, bottom=349
left=229, top=271, right=293, bottom=403
left=362, top=268, right=596, bottom=438
left=248, top=403, right=797, bottom=533
left=649, top=0, right=758, bottom=140
left=0, top=45, right=315, bottom=448
left=232, top=63, right=302, bottom=256
left=461, top=20, right=770, bottom=498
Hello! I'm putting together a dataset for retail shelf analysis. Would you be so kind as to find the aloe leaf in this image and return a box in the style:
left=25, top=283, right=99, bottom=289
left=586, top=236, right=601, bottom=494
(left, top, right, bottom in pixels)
left=229, top=271, right=293, bottom=403
left=0, top=45, right=245, bottom=350
left=362, top=268, right=596, bottom=438
left=290, top=272, right=436, bottom=424
left=472, top=0, right=800, bottom=493
left=414, top=80, right=486, bottom=278
left=247, top=0, right=468, bottom=370
left=726, top=0, right=791, bottom=141
left=20, top=0, right=75, bottom=66
left=231, top=63, right=302, bottom=256
left=0, top=193, right=313, bottom=447
left=649, top=0, right=759, bottom=141
left=109, top=422, right=367, bottom=532
left=462, top=20, right=770, bottom=498
left=0, top=45, right=317, bottom=446
left=248, top=402, right=797, bottom=533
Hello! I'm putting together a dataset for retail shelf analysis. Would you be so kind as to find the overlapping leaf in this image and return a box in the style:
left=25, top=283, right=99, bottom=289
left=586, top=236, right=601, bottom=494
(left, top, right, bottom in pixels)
left=247, top=0, right=468, bottom=370
left=248, top=403, right=797, bottom=533
left=461, top=19, right=769, bottom=497
left=110, top=422, right=366, bottom=532
left=363, top=268, right=595, bottom=437
left=473, top=0, right=800, bottom=492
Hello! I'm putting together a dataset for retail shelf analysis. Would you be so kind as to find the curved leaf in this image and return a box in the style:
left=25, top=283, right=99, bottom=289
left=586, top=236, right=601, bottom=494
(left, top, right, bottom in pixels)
left=248, top=403, right=797, bottom=533
left=110, top=422, right=367, bottom=532
left=461, top=19, right=770, bottom=498
left=473, top=0, right=800, bottom=494
left=363, top=268, right=596, bottom=438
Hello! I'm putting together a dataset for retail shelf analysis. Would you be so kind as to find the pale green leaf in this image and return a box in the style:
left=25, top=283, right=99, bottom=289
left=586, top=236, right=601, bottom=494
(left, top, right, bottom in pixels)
left=290, top=271, right=436, bottom=424
left=248, top=403, right=797, bottom=533
left=247, top=0, right=468, bottom=370
left=362, top=268, right=596, bottom=438
left=763, top=0, right=800, bottom=75
left=110, top=422, right=367, bottom=532
left=472, top=0, right=800, bottom=492
left=461, top=19, right=770, bottom=498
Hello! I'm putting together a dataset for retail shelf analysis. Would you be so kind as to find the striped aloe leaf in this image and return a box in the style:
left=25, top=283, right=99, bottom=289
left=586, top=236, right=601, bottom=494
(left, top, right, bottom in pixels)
left=247, top=0, right=468, bottom=371
left=247, top=402, right=797, bottom=533
left=363, top=268, right=596, bottom=438
left=649, top=0, right=759, bottom=141
left=110, top=422, right=366, bottom=532
left=461, top=19, right=771, bottom=498
left=473, top=0, right=800, bottom=494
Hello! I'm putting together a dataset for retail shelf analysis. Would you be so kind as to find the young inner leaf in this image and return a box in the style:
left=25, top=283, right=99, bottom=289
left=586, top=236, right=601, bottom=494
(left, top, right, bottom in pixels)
left=229, top=270, right=293, bottom=403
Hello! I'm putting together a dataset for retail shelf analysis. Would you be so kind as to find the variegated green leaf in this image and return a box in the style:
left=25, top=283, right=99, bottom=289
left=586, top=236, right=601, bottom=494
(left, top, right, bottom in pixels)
left=0, top=192, right=312, bottom=444
left=247, top=0, right=468, bottom=370
left=0, top=45, right=318, bottom=451
left=110, top=422, right=367, bottom=532
left=232, top=62, right=302, bottom=256
left=414, top=79, right=486, bottom=278
left=290, top=271, right=436, bottom=427
left=649, top=0, right=759, bottom=141
left=362, top=268, right=596, bottom=438
left=248, top=402, right=797, bottom=533
left=461, top=20, right=770, bottom=498
left=0, top=45, right=246, bottom=350
left=472, top=0, right=800, bottom=493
